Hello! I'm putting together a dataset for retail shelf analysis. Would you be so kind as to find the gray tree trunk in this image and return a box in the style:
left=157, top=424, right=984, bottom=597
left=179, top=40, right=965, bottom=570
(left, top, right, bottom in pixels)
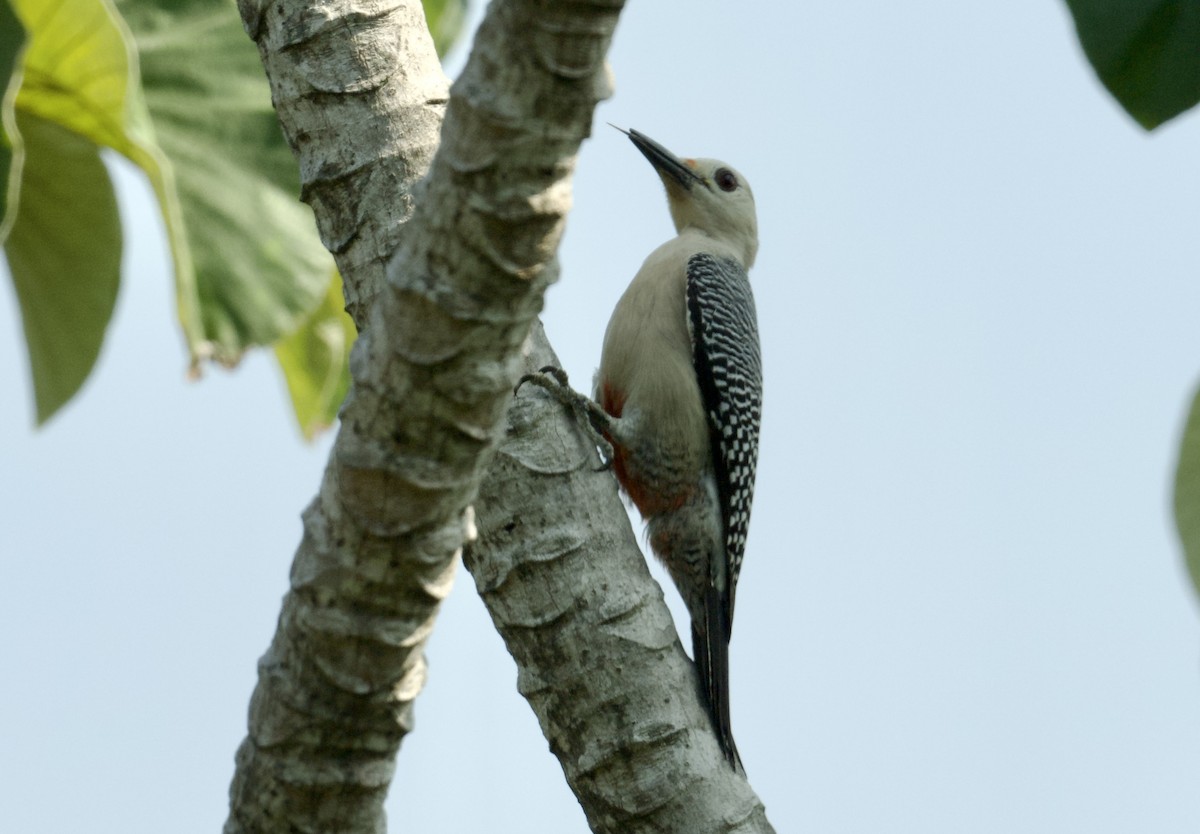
left=227, top=1, right=776, bottom=831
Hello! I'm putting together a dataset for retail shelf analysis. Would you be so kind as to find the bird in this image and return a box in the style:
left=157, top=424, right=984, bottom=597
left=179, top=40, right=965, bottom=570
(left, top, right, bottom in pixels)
left=519, top=126, right=762, bottom=773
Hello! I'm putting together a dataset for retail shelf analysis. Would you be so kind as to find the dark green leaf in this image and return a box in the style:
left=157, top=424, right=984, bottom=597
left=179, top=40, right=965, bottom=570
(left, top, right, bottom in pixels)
left=1065, top=0, right=1200, bottom=129
left=4, top=111, right=121, bottom=423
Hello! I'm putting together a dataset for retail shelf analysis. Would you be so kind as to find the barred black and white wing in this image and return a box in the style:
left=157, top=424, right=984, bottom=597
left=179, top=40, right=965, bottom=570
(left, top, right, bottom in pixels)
left=684, top=252, right=762, bottom=773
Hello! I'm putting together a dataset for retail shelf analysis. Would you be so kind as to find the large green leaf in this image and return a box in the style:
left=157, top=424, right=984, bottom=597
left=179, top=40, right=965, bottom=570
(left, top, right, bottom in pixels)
left=3, top=0, right=330, bottom=420
left=3, top=0, right=139, bottom=422
left=3, top=0, right=469, bottom=430
left=1064, top=0, right=1200, bottom=129
left=0, top=0, right=24, bottom=226
left=1174, top=385, right=1200, bottom=600
left=274, top=271, right=356, bottom=440
left=115, top=0, right=331, bottom=366
left=5, top=111, right=121, bottom=423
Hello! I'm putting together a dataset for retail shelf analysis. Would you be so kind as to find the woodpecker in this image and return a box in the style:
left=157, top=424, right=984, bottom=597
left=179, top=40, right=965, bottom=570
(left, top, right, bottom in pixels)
left=521, top=127, right=761, bottom=773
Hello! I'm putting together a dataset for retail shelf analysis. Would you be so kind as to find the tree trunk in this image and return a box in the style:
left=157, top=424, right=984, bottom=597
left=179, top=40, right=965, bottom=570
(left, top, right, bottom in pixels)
left=227, top=1, right=776, bottom=831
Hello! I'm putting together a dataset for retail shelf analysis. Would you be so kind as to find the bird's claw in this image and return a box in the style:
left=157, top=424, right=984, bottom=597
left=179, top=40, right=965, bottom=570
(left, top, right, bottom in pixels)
left=515, top=365, right=616, bottom=470
left=515, top=365, right=571, bottom=396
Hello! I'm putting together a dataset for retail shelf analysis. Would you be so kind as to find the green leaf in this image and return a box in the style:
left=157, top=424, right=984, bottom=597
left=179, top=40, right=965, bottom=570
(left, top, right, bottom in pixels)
left=0, top=0, right=24, bottom=227
left=8, top=0, right=143, bottom=157
left=1174, top=385, right=1200, bottom=600
left=115, top=0, right=331, bottom=367
left=274, top=272, right=356, bottom=440
left=6, top=0, right=331, bottom=416
left=4, top=0, right=464, bottom=431
left=4, top=111, right=121, bottom=423
left=1064, top=0, right=1200, bottom=129
left=3, top=0, right=133, bottom=422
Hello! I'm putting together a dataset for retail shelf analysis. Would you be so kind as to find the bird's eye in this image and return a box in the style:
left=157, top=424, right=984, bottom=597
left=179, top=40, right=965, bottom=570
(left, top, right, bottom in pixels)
left=715, top=168, right=738, bottom=192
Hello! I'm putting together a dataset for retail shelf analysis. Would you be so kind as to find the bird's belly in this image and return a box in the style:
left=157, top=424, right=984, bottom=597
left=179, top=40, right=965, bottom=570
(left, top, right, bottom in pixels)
left=601, top=374, right=711, bottom=519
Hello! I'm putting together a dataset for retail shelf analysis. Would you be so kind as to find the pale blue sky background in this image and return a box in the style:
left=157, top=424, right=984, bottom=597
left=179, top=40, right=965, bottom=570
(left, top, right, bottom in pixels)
left=3, top=2, right=1200, bottom=832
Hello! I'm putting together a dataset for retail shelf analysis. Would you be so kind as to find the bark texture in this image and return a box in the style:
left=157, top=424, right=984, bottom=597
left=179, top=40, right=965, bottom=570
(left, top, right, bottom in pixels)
left=229, top=0, right=776, bottom=831
left=237, top=0, right=447, bottom=325
left=228, top=2, right=452, bottom=832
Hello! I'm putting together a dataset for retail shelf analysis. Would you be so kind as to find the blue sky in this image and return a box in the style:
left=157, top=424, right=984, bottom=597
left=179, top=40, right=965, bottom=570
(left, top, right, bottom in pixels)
left=3, top=2, right=1199, bottom=831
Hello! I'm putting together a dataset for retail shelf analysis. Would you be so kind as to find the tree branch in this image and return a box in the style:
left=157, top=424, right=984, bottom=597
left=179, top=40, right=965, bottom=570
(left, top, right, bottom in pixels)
left=227, top=0, right=623, bottom=831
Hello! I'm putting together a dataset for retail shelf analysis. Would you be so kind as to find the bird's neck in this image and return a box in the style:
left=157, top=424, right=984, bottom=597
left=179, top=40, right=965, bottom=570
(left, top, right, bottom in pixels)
left=674, top=225, right=756, bottom=270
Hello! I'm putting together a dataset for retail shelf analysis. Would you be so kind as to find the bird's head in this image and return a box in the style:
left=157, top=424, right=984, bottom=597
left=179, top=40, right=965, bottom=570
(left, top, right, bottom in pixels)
left=617, top=127, right=758, bottom=268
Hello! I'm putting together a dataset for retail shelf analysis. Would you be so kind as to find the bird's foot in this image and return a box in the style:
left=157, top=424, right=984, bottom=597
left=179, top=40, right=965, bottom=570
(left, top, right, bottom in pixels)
left=516, top=366, right=615, bottom=471
left=515, top=365, right=571, bottom=394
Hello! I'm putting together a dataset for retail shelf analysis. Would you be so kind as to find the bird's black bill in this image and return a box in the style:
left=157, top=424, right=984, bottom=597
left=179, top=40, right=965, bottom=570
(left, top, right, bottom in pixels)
left=620, top=127, right=703, bottom=190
